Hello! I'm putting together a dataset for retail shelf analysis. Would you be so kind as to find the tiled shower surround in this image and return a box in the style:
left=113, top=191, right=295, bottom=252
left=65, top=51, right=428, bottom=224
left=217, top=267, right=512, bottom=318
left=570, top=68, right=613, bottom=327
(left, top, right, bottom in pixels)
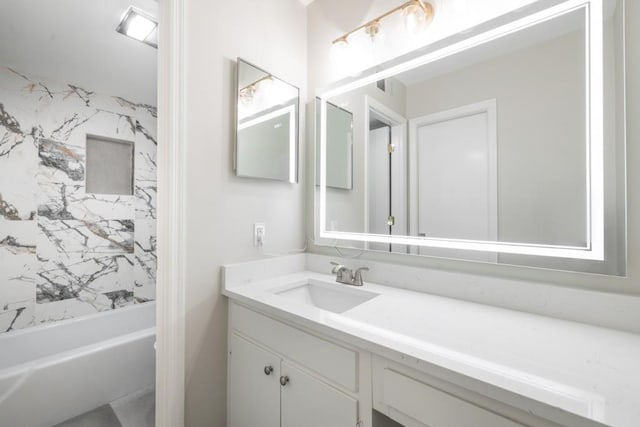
left=0, top=67, right=157, bottom=333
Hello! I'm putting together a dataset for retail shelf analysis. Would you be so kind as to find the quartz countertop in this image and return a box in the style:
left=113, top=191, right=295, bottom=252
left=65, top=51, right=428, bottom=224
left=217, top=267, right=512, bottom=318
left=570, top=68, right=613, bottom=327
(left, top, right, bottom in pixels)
left=222, top=259, right=640, bottom=427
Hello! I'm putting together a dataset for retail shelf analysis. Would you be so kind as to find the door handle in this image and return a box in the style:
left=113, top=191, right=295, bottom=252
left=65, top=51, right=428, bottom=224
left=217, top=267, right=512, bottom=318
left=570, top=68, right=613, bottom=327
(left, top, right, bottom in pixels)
left=264, top=365, right=273, bottom=375
left=279, top=375, right=289, bottom=386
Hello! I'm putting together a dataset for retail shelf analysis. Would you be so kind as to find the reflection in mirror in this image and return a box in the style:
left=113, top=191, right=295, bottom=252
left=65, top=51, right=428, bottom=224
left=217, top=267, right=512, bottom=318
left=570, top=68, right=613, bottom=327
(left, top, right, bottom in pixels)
left=316, top=99, right=353, bottom=190
left=319, top=0, right=626, bottom=275
left=236, top=58, right=299, bottom=183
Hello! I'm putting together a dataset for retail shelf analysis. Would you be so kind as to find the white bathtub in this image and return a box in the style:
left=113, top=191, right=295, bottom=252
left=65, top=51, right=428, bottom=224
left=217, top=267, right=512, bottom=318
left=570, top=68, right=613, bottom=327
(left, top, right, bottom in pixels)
left=0, top=302, right=155, bottom=427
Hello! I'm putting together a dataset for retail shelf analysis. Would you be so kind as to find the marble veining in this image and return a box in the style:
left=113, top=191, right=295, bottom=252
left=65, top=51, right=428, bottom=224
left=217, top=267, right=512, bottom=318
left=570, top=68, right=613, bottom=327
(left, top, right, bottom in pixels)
left=38, top=182, right=135, bottom=221
left=136, top=121, right=157, bottom=146
left=36, top=254, right=134, bottom=305
left=135, top=180, right=157, bottom=219
left=114, top=97, right=157, bottom=119
left=0, top=220, right=36, bottom=331
left=0, top=66, right=156, bottom=333
left=38, top=138, right=85, bottom=183
left=0, top=103, right=27, bottom=158
left=0, top=100, right=39, bottom=220
left=133, top=219, right=156, bottom=302
left=37, top=218, right=134, bottom=259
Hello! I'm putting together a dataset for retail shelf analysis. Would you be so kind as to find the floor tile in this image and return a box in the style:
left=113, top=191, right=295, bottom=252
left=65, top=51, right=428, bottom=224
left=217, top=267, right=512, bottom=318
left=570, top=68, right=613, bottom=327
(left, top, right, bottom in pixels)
left=53, top=404, right=122, bottom=427
left=111, top=388, right=155, bottom=427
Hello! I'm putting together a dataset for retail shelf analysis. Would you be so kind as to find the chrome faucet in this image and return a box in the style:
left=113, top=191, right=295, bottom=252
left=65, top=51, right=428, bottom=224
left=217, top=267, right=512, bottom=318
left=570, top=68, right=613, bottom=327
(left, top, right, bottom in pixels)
left=330, top=262, right=369, bottom=286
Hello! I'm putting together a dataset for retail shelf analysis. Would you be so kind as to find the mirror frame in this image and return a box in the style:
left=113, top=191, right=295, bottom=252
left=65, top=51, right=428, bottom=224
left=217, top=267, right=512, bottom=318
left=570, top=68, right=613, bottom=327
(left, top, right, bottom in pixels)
left=235, top=57, right=300, bottom=183
left=317, top=0, right=605, bottom=260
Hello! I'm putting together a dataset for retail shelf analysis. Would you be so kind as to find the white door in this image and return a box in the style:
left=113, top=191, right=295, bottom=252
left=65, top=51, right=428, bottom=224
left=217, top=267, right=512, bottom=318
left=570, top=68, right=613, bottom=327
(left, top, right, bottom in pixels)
left=228, top=333, right=280, bottom=427
left=281, top=362, right=358, bottom=427
left=411, top=102, right=497, bottom=262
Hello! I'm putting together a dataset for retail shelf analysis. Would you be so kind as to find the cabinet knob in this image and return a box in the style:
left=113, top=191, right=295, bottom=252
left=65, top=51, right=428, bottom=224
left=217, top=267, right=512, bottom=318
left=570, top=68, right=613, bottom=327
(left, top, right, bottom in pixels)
left=279, top=375, right=290, bottom=386
left=264, top=365, right=273, bottom=375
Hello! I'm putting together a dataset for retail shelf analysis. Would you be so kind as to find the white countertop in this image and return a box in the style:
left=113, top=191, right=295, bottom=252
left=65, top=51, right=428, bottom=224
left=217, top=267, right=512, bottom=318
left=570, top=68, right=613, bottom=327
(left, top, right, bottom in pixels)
left=223, top=261, right=640, bottom=427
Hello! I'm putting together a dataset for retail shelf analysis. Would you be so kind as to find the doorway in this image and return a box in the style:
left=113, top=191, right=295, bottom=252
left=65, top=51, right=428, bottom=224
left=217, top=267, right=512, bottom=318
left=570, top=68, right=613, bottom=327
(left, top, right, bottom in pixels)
left=364, top=96, right=407, bottom=253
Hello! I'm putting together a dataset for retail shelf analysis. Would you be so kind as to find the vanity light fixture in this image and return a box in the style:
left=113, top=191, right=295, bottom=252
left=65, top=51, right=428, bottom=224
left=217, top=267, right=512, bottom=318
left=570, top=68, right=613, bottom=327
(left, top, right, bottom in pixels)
left=116, top=6, right=158, bottom=48
left=331, top=0, right=434, bottom=50
left=239, top=75, right=274, bottom=104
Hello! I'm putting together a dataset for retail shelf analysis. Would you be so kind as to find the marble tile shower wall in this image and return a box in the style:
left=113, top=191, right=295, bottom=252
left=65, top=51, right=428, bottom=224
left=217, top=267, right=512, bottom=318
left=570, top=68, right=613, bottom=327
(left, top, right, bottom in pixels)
left=0, top=67, right=157, bottom=333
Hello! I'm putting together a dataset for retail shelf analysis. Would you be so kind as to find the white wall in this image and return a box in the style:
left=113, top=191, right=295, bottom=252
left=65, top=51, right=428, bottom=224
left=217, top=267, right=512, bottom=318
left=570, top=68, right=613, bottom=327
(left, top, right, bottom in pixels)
left=183, top=0, right=307, bottom=425
left=307, top=0, right=640, bottom=308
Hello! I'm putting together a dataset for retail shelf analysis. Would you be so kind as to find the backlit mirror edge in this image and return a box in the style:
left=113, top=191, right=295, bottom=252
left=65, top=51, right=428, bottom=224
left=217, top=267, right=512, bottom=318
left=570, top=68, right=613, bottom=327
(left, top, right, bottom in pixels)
left=317, top=0, right=606, bottom=261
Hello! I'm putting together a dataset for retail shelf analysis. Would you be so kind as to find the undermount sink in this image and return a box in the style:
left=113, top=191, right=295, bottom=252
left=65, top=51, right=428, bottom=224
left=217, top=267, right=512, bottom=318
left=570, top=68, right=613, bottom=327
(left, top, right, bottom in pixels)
left=274, top=279, right=379, bottom=314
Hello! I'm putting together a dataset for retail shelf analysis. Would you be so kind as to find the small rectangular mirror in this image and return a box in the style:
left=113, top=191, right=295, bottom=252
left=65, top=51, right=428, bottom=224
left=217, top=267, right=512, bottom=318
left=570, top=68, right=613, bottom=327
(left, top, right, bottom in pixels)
left=235, top=58, right=299, bottom=183
left=315, top=99, right=353, bottom=190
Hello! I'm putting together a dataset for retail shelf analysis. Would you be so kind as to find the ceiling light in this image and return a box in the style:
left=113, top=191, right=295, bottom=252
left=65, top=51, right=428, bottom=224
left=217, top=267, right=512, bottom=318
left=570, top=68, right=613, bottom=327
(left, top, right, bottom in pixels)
left=116, top=7, right=158, bottom=48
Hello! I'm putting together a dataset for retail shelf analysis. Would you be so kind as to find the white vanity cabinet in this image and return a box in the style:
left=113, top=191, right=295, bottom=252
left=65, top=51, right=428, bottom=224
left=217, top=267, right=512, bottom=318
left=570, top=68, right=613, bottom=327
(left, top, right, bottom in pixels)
left=227, top=302, right=577, bottom=427
left=227, top=302, right=371, bottom=427
left=223, top=256, right=640, bottom=426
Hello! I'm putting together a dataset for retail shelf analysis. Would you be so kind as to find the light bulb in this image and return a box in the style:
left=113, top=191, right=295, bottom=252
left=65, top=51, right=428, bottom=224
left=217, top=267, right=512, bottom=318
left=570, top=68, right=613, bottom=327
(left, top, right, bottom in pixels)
left=239, top=86, right=255, bottom=105
left=403, top=2, right=429, bottom=34
left=365, top=21, right=381, bottom=42
left=125, top=14, right=156, bottom=41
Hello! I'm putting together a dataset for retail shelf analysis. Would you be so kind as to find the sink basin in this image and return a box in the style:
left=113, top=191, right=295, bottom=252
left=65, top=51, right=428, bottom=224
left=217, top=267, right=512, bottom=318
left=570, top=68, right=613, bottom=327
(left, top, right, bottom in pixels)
left=274, top=279, right=379, bottom=314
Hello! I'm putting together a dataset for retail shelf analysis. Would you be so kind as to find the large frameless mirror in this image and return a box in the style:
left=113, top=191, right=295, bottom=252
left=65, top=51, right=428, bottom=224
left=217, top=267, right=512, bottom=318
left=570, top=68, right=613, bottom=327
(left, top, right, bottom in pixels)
left=235, top=58, right=299, bottom=183
left=317, top=0, right=626, bottom=275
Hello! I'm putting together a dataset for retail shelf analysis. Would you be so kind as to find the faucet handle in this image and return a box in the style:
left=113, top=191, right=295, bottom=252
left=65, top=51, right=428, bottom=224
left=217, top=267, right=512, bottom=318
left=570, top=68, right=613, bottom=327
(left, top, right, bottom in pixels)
left=353, top=267, right=369, bottom=286
left=330, top=261, right=344, bottom=274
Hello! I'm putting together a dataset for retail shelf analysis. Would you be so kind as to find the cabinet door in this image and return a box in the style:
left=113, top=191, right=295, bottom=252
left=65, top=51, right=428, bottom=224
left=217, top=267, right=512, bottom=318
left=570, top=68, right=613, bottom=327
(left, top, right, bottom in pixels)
left=229, top=333, right=280, bottom=427
left=281, top=362, right=359, bottom=427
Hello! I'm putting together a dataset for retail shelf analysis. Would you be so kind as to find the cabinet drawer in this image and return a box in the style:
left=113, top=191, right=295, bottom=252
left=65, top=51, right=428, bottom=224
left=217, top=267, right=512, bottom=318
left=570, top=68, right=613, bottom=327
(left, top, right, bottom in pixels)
left=230, top=303, right=358, bottom=391
left=379, top=368, right=524, bottom=427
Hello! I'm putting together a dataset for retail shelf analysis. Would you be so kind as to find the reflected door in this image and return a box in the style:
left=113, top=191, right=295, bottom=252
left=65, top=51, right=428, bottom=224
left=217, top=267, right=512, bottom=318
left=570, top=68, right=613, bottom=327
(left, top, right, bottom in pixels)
left=414, top=108, right=497, bottom=261
left=368, top=126, right=392, bottom=252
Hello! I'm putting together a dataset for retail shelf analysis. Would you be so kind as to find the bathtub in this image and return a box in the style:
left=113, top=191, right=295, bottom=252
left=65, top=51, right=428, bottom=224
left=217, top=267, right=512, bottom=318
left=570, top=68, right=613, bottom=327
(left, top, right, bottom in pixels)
left=0, top=302, right=155, bottom=427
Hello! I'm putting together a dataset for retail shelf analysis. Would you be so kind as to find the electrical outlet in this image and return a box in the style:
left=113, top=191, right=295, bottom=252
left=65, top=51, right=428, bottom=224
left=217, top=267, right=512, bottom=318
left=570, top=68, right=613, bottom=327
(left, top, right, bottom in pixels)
left=254, top=223, right=266, bottom=247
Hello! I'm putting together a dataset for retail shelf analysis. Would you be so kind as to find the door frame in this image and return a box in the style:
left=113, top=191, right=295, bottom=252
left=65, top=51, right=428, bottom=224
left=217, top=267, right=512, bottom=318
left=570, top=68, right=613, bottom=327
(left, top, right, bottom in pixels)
left=156, top=0, right=187, bottom=426
left=408, top=99, right=498, bottom=258
left=363, top=95, right=407, bottom=251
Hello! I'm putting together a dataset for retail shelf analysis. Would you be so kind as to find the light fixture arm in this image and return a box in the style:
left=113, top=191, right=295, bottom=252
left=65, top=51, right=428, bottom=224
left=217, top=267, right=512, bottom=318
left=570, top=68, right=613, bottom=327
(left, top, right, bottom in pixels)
left=331, top=0, right=434, bottom=45
left=239, top=74, right=273, bottom=94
